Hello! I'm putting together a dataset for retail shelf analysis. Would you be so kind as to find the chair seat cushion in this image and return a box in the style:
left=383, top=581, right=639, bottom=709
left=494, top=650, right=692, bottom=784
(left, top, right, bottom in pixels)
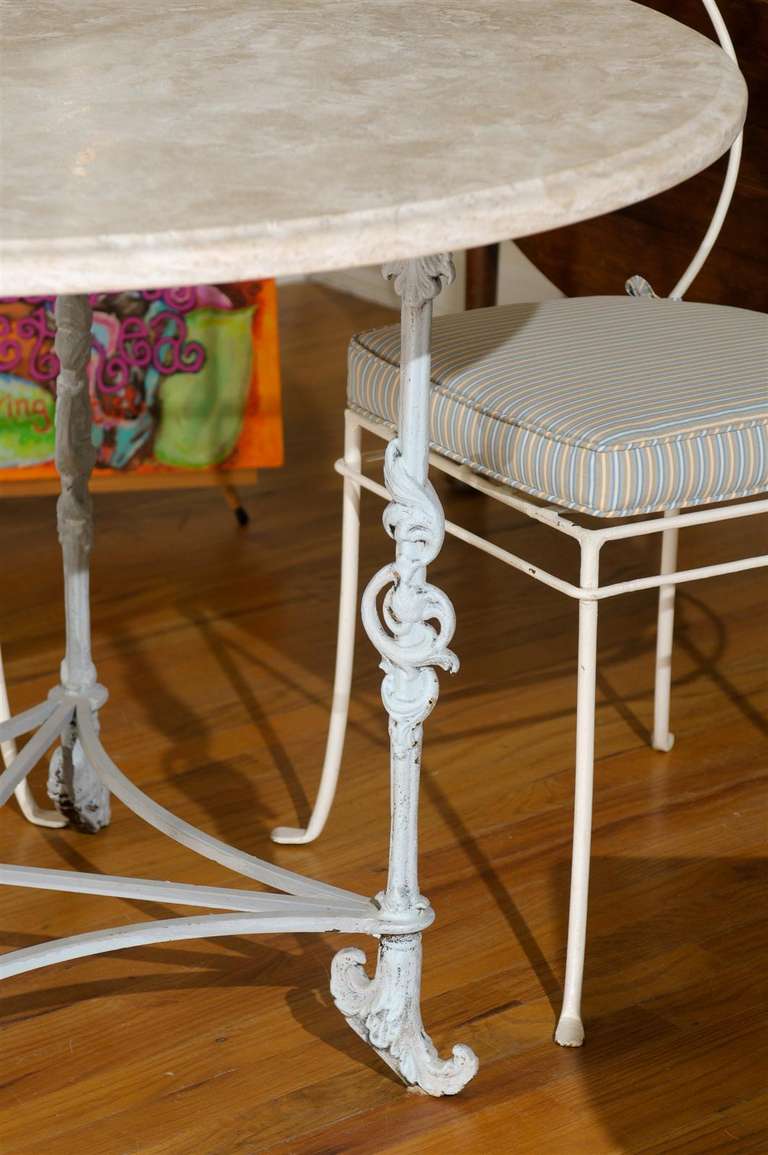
left=348, top=297, right=768, bottom=517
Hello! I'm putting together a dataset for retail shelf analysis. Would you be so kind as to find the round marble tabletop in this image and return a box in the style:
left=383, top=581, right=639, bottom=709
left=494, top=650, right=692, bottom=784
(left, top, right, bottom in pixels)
left=0, top=0, right=746, bottom=296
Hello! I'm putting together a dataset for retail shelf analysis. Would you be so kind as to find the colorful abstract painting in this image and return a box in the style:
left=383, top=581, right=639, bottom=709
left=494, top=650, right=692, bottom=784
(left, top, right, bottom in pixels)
left=0, top=280, right=282, bottom=481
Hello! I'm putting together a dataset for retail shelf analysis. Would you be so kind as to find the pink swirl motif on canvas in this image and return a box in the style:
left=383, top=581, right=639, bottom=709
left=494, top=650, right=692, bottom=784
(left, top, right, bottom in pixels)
left=18, top=309, right=58, bottom=381
left=0, top=316, right=23, bottom=374
left=0, top=306, right=57, bottom=383
left=118, top=317, right=153, bottom=369
left=77, top=309, right=205, bottom=397
left=0, top=295, right=206, bottom=392
left=90, top=313, right=133, bottom=397
left=142, top=286, right=231, bottom=314
left=142, top=287, right=199, bottom=314
left=148, top=310, right=205, bottom=375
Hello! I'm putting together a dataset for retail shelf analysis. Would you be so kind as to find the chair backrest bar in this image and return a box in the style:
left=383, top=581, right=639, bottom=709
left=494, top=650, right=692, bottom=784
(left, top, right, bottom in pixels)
left=669, top=0, right=744, bottom=300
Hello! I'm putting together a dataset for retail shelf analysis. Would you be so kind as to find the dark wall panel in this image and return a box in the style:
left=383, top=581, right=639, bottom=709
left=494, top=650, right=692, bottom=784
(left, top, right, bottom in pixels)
left=517, top=1, right=767, bottom=311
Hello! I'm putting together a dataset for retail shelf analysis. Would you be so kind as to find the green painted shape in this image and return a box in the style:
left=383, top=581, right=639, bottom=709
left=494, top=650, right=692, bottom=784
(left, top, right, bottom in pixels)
left=0, top=374, right=56, bottom=467
left=154, top=307, right=254, bottom=469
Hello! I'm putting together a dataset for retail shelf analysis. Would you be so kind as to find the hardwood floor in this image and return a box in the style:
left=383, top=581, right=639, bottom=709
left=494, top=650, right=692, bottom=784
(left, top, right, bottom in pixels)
left=1, top=283, right=765, bottom=1155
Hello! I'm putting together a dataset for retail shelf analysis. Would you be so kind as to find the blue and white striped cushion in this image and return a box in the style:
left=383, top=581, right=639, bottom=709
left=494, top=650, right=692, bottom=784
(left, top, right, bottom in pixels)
left=348, top=297, right=768, bottom=517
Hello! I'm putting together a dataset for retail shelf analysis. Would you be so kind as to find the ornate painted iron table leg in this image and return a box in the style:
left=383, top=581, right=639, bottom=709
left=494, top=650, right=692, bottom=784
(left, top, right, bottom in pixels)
left=47, top=295, right=110, bottom=832
left=331, top=256, right=478, bottom=1095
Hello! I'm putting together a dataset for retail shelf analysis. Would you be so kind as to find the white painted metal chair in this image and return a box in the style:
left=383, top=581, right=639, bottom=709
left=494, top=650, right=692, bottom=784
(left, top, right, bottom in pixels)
left=272, top=1, right=766, bottom=1046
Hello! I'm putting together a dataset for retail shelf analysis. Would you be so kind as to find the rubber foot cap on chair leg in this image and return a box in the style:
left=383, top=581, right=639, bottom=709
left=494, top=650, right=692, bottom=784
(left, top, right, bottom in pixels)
left=652, top=732, right=675, bottom=752
left=554, top=1015, right=585, bottom=1047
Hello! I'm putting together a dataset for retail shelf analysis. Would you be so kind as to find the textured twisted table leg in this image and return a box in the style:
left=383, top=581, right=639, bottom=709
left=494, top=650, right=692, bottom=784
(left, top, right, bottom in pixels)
left=47, top=295, right=110, bottom=833
left=331, top=256, right=478, bottom=1095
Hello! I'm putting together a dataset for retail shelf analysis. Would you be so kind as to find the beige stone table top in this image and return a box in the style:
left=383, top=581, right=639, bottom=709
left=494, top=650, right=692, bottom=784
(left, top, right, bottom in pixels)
left=0, top=0, right=747, bottom=295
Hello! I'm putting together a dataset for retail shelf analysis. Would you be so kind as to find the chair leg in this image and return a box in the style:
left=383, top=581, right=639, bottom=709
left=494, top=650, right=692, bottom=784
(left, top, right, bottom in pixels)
left=272, top=413, right=362, bottom=844
left=221, top=482, right=251, bottom=528
left=555, top=544, right=600, bottom=1047
left=0, top=644, right=67, bottom=829
left=652, top=510, right=679, bottom=752
left=465, top=243, right=500, bottom=310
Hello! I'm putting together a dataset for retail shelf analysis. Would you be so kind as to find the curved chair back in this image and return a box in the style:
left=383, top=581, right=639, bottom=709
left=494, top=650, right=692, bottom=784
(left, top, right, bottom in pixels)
left=627, top=0, right=743, bottom=301
left=670, top=0, right=743, bottom=299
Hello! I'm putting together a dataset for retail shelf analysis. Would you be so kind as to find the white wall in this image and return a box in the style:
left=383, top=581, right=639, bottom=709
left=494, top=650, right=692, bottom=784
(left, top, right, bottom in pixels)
left=305, top=242, right=563, bottom=312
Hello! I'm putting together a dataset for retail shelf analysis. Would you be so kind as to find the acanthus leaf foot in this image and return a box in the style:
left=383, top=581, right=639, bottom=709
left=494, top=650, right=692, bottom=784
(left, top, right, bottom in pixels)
left=48, top=722, right=110, bottom=834
left=331, top=933, right=478, bottom=1096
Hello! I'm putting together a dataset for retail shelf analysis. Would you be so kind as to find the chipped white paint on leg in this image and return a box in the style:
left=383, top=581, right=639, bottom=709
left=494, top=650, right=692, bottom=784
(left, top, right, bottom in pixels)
left=331, top=256, right=478, bottom=1095
left=48, top=295, right=109, bottom=832
left=332, top=934, right=476, bottom=1095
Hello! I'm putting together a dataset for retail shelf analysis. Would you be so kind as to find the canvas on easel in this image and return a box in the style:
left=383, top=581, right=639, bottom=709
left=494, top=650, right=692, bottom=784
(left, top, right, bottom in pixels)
left=0, top=280, right=282, bottom=494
